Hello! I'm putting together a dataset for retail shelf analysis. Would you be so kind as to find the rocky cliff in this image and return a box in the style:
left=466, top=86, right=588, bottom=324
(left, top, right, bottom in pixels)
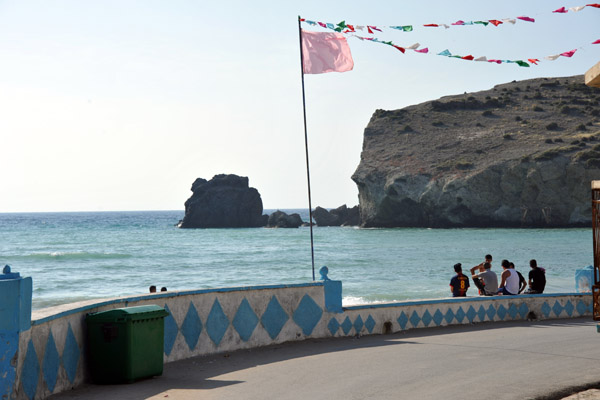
left=352, top=75, right=600, bottom=228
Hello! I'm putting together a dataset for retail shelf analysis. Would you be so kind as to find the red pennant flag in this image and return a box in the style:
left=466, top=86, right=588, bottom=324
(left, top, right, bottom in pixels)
left=488, top=59, right=502, bottom=64
left=586, top=3, right=600, bottom=7
left=462, top=55, right=474, bottom=60
left=489, top=20, right=503, bottom=26
left=528, top=58, right=540, bottom=65
left=560, top=49, right=577, bottom=57
left=367, top=26, right=373, bottom=34
left=593, top=39, right=600, bottom=44
left=300, top=18, right=306, bottom=22
left=393, top=45, right=406, bottom=53
left=346, top=24, right=355, bottom=32
left=553, top=7, right=568, bottom=13
left=424, top=24, right=439, bottom=27
left=517, top=16, right=535, bottom=22
left=368, top=25, right=382, bottom=32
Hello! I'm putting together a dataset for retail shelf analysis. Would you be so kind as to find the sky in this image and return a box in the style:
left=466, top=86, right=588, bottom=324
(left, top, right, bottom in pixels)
left=0, top=0, right=598, bottom=212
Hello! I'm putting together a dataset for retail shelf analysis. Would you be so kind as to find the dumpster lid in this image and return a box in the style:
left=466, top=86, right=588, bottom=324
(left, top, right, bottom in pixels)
left=86, top=305, right=169, bottom=322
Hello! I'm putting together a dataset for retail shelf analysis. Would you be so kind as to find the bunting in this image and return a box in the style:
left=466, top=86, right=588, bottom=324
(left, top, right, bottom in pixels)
left=301, top=4, right=598, bottom=34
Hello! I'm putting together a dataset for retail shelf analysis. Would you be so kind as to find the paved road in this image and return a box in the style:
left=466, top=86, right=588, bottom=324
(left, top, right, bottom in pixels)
left=51, top=318, right=600, bottom=400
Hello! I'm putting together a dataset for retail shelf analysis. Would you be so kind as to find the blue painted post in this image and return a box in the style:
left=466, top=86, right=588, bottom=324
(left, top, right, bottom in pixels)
left=320, top=266, right=343, bottom=313
left=0, top=266, right=32, bottom=400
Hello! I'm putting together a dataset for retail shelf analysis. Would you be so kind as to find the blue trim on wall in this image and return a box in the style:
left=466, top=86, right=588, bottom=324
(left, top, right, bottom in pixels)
left=33, top=282, right=324, bottom=325
left=344, top=293, right=591, bottom=311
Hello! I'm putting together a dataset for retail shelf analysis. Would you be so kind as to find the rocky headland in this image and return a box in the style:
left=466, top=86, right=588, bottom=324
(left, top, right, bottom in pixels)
left=352, top=75, right=600, bottom=228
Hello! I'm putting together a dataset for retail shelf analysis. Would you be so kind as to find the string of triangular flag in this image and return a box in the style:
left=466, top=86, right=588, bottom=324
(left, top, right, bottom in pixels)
left=349, top=34, right=600, bottom=68
left=301, top=4, right=599, bottom=33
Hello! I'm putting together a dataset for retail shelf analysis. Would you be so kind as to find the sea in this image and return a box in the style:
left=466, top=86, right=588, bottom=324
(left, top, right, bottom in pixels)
left=0, top=210, right=593, bottom=311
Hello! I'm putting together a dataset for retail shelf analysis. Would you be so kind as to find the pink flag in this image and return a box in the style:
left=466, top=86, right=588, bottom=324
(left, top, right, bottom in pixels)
left=414, top=48, right=429, bottom=53
left=301, top=30, right=354, bottom=74
left=593, top=39, right=600, bottom=44
left=560, top=49, right=577, bottom=57
left=553, top=7, right=568, bottom=13
left=517, top=16, right=535, bottom=22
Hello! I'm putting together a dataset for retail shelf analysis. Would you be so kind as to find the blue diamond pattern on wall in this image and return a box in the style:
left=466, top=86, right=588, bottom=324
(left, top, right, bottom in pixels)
left=261, top=296, right=289, bottom=340
left=477, top=305, right=486, bottom=322
left=181, top=302, right=203, bottom=350
left=163, top=304, right=179, bottom=356
left=496, top=305, right=507, bottom=320
left=421, top=310, right=432, bottom=327
left=507, top=304, right=518, bottom=320
left=518, top=303, right=529, bottom=319
left=42, top=332, right=59, bottom=393
left=552, top=301, right=564, bottom=317
left=21, top=340, right=39, bottom=400
left=564, top=300, right=574, bottom=317
left=486, top=305, right=496, bottom=320
left=541, top=302, right=551, bottom=317
left=62, top=324, right=80, bottom=384
left=233, top=298, right=259, bottom=342
left=292, top=294, right=323, bottom=336
left=444, top=308, right=455, bottom=324
left=409, top=311, right=421, bottom=327
left=206, top=299, right=229, bottom=346
left=466, top=306, right=476, bottom=323
left=353, top=315, right=364, bottom=333
left=365, top=315, right=376, bottom=333
left=341, top=316, right=353, bottom=335
left=398, top=312, right=409, bottom=330
left=455, top=307, right=466, bottom=323
left=433, top=310, right=444, bottom=326
left=577, top=300, right=587, bottom=316
left=328, top=318, right=340, bottom=335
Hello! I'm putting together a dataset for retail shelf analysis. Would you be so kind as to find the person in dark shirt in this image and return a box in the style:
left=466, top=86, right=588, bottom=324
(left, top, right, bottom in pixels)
left=450, top=263, right=470, bottom=297
left=524, top=259, right=546, bottom=294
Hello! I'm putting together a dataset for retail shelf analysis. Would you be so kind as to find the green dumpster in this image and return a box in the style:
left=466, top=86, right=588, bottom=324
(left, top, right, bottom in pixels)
left=85, top=305, right=169, bottom=384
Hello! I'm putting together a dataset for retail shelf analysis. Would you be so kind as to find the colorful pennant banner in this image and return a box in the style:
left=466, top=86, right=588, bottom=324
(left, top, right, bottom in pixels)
left=347, top=32, right=599, bottom=68
left=301, top=4, right=598, bottom=34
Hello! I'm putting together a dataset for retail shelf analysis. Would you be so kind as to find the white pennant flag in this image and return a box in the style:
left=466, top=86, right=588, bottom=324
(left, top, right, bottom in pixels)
left=475, top=56, right=488, bottom=62
left=570, top=6, right=586, bottom=11
left=407, top=43, right=420, bottom=50
left=545, top=54, right=561, bottom=61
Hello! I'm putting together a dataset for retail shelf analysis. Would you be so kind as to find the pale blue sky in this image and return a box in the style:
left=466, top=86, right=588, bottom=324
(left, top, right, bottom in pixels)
left=0, top=0, right=598, bottom=212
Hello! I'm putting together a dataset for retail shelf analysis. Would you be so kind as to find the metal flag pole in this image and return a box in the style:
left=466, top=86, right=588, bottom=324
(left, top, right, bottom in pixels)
left=297, top=16, right=316, bottom=281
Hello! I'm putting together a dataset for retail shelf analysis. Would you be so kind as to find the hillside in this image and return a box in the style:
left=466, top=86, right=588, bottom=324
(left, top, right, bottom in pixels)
left=352, top=75, right=600, bottom=227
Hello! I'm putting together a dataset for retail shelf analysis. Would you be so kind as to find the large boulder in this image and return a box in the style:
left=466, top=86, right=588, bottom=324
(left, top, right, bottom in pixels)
left=352, top=75, right=600, bottom=227
left=267, top=211, right=303, bottom=228
left=179, top=174, right=267, bottom=228
left=312, top=205, right=359, bottom=226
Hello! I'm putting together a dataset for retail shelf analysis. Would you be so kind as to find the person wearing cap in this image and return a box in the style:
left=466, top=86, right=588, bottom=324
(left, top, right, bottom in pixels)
left=450, top=263, right=470, bottom=297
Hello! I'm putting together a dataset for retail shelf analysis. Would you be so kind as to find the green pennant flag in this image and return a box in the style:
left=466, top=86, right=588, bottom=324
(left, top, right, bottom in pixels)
left=474, top=21, right=489, bottom=26
left=515, top=60, right=530, bottom=67
left=403, top=25, right=413, bottom=32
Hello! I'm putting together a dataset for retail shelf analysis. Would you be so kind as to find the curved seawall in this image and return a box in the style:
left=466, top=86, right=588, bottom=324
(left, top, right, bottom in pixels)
left=4, top=277, right=593, bottom=400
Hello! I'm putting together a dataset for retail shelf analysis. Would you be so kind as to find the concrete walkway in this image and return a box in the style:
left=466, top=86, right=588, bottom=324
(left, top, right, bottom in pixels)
left=50, top=318, right=600, bottom=400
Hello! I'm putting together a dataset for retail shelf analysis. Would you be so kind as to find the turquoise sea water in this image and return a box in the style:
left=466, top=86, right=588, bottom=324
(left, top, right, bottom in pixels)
left=0, top=210, right=592, bottom=310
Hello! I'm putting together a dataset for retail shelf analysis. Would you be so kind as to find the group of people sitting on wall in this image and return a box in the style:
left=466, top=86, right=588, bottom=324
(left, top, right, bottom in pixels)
left=450, top=254, right=546, bottom=297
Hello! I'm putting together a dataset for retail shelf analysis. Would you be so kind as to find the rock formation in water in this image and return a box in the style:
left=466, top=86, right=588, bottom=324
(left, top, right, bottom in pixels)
left=179, top=174, right=267, bottom=228
left=266, top=210, right=303, bottom=228
left=352, top=75, right=600, bottom=227
left=312, top=205, right=360, bottom=226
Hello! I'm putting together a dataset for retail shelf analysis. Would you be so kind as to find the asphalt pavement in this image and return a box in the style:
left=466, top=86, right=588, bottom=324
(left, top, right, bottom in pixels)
left=50, top=318, right=600, bottom=400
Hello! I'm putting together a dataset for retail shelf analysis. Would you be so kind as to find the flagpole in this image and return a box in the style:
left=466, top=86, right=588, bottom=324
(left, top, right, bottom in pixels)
left=298, top=16, right=316, bottom=281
